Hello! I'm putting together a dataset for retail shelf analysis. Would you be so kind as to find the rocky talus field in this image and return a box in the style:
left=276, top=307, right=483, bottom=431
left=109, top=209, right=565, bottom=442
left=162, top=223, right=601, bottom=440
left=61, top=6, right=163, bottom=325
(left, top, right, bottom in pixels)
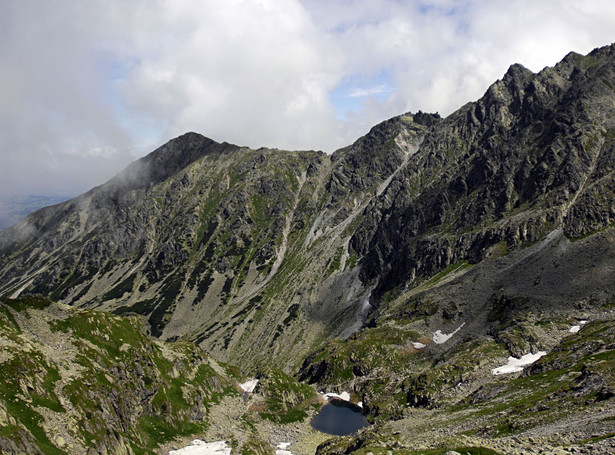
left=1, top=45, right=615, bottom=454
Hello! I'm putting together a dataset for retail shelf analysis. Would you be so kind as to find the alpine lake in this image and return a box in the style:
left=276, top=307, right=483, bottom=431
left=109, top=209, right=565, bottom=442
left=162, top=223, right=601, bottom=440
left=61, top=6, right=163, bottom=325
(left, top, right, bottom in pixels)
left=311, top=400, right=369, bottom=436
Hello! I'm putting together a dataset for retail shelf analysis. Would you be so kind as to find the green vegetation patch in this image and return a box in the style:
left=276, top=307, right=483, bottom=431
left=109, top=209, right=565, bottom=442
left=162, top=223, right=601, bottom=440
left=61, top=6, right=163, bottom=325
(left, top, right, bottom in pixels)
left=148, top=274, right=183, bottom=337
left=71, top=281, right=93, bottom=304
left=101, top=273, right=137, bottom=301
left=4, top=295, right=53, bottom=312
left=52, top=310, right=148, bottom=360
left=349, top=447, right=502, bottom=455
left=137, top=416, right=204, bottom=450
left=409, top=448, right=502, bottom=455
left=257, top=369, right=319, bottom=424
left=49, top=265, right=98, bottom=301
left=422, top=260, right=472, bottom=288
left=325, top=246, right=345, bottom=277
left=113, top=298, right=157, bottom=316
left=282, top=303, right=300, bottom=325
left=0, top=303, right=21, bottom=333
left=241, top=437, right=276, bottom=455
left=0, top=351, right=66, bottom=454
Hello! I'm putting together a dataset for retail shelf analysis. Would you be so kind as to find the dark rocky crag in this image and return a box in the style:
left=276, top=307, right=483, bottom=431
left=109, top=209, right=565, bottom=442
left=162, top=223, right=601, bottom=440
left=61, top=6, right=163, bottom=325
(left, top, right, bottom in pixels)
left=352, top=45, right=615, bottom=301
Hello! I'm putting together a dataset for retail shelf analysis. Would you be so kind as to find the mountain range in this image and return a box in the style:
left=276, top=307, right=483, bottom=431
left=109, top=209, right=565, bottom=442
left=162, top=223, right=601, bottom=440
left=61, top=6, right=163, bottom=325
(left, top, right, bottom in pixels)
left=1, top=44, right=615, bottom=454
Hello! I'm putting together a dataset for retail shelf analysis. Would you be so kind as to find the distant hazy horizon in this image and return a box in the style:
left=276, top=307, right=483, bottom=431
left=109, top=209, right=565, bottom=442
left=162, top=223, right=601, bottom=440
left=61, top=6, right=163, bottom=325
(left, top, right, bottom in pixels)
left=0, top=195, right=70, bottom=231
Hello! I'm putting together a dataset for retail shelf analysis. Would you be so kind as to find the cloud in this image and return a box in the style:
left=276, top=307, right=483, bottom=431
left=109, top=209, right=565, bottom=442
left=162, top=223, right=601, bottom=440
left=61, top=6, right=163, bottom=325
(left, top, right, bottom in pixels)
left=347, top=85, right=393, bottom=98
left=1, top=0, right=615, bottom=226
left=120, top=0, right=342, bottom=152
left=302, top=0, right=615, bottom=132
left=0, top=1, right=139, bottom=200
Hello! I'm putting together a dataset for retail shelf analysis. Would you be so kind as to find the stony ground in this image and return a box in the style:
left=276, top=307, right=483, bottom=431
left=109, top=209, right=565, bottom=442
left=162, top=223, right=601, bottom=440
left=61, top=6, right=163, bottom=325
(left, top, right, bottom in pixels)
left=159, top=390, right=615, bottom=455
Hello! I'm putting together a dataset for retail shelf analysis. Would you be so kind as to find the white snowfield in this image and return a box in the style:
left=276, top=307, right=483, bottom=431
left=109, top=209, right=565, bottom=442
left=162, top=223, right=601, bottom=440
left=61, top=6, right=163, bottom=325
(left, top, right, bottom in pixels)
left=321, top=391, right=363, bottom=407
left=432, top=323, right=465, bottom=344
left=569, top=320, right=588, bottom=333
left=412, top=341, right=426, bottom=349
left=239, top=379, right=259, bottom=393
left=492, top=351, right=547, bottom=375
left=321, top=391, right=350, bottom=401
left=276, top=442, right=293, bottom=455
left=169, top=440, right=231, bottom=455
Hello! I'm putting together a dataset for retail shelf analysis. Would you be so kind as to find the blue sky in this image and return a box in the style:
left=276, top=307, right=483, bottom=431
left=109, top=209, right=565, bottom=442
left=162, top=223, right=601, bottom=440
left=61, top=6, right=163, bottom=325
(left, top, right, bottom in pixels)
left=1, top=0, right=615, bottom=223
left=329, top=71, right=395, bottom=120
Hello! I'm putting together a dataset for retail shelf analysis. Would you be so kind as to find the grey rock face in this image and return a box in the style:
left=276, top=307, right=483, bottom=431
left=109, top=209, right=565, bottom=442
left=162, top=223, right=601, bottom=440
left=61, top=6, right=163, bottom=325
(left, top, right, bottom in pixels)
left=352, top=44, right=615, bottom=301
left=1, top=44, right=615, bottom=372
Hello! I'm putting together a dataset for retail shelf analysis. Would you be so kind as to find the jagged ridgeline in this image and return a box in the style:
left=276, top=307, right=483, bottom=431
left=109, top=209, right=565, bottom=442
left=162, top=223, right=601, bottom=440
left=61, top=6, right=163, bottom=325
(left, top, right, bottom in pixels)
left=1, top=44, right=615, bottom=374
left=0, top=111, right=427, bottom=368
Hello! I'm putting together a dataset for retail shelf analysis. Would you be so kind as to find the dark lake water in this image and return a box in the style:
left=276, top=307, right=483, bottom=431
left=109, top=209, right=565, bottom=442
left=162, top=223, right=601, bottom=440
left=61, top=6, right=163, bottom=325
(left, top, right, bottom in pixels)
left=311, top=400, right=369, bottom=436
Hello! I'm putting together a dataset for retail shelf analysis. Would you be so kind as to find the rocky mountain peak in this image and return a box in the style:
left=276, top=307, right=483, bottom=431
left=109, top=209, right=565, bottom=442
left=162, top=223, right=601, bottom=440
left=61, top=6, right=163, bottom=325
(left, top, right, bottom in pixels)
left=352, top=43, right=615, bottom=301
left=105, top=132, right=237, bottom=193
left=1, top=43, right=614, bottom=370
left=502, top=62, right=534, bottom=84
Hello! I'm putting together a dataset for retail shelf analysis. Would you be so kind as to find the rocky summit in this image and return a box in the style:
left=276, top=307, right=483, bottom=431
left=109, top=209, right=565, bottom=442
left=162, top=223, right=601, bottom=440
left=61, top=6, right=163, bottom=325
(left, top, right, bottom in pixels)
left=1, top=44, right=615, bottom=454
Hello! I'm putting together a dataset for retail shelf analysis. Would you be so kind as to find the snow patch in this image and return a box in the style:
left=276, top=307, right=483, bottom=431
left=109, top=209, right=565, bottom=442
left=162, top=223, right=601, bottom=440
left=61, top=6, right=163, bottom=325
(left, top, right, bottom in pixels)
left=321, top=391, right=350, bottom=401
left=357, top=401, right=363, bottom=408
left=433, top=323, right=465, bottom=344
left=169, top=440, right=231, bottom=455
left=569, top=320, right=588, bottom=333
left=276, top=442, right=293, bottom=455
left=492, top=351, right=547, bottom=375
left=412, top=341, right=426, bottom=349
left=239, top=379, right=259, bottom=393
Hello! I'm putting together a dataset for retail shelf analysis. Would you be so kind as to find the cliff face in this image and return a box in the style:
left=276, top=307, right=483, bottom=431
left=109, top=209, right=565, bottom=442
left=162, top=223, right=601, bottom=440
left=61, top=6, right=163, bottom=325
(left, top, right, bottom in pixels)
left=352, top=45, right=615, bottom=300
left=1, top=45, right=615, bottom=372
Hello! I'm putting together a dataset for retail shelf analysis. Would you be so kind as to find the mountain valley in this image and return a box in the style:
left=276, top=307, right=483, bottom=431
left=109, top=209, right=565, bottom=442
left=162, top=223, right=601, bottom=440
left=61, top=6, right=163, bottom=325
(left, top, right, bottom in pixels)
left=1, top=44, right=615, bottom=454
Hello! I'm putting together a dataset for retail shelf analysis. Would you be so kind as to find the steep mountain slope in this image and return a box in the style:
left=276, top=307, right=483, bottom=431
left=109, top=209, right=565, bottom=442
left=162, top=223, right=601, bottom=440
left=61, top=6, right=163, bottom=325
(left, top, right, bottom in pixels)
left=0, top=45, right=614, bottom=376
left=0, top=115, right=427, bottom=368
left=0, top=295, right=332, bottom=455
left=352, top=46, right=615, bottom=300
left=1, top=44, right=615, bottom=454
left=0, top=295, right=236, bottom=454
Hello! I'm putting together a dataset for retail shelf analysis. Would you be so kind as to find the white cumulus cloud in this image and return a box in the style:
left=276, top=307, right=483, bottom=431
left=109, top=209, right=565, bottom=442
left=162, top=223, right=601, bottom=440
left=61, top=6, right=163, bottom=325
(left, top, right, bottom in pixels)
left=1, top=0, right=615, bottom=227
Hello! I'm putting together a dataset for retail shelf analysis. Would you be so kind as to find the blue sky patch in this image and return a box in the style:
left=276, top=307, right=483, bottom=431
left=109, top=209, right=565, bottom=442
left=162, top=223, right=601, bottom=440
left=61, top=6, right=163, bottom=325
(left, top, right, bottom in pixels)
left=329, top=70, right=395, bottom=120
